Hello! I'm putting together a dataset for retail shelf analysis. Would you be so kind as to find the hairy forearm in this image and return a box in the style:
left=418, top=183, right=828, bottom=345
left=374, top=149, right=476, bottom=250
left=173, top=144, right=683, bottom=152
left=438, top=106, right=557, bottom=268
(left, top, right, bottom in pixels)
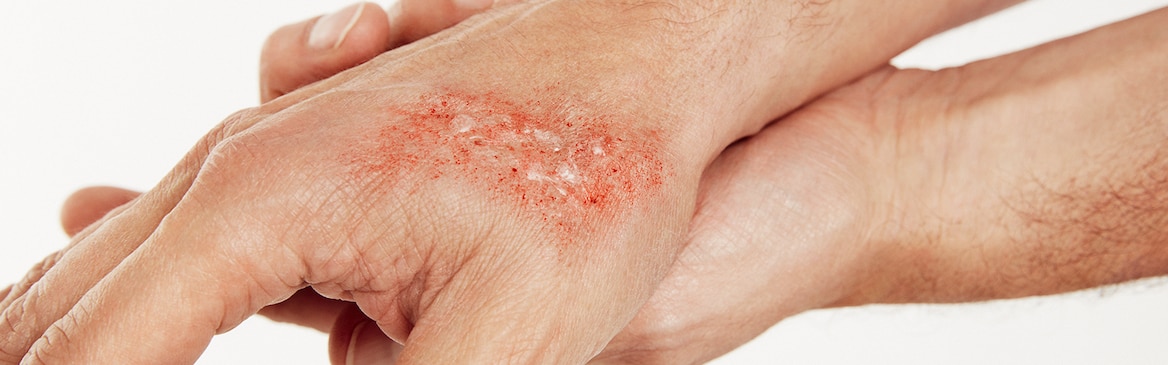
left=854, top=7, right=1168, bottom=304
left=952, top=7, right=1168, bottom=300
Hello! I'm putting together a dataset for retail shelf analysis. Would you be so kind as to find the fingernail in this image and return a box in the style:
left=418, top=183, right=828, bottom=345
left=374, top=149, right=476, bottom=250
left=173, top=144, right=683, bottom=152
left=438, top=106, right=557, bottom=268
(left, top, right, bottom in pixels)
left=346, top=321, right=401, bottom=365
left=309, top=2, right=366, bottom=50
left=453, top=0, right=494, bottom=10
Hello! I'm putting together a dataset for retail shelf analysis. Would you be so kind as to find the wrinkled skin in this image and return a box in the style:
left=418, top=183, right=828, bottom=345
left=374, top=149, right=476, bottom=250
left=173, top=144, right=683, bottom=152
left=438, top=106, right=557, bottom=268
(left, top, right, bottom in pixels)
left=8, top=1, right=1168, bottom=364
left=1, top=1, right=925, bottom=363
left=278, top=5, right=1168, bottom=364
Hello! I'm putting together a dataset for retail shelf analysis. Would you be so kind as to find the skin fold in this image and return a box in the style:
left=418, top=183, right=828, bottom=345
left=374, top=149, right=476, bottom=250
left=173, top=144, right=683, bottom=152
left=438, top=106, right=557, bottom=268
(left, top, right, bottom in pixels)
left=9, top=0, right=989, bottom=363
left=285, top=5, right=1168, bottom=364
left=7, top=0, right=1167, bottom=364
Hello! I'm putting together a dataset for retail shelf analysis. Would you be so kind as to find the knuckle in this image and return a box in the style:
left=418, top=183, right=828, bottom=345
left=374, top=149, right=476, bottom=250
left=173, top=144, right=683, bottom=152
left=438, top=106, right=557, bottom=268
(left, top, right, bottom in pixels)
left=1, top=253, right=58, bottom=308
left=208, top=108, right=263, bottom=147
left=17, top=342, right=52, bottom=365
left=194, top=132, right=282, bottom=197
left=0, top=331, right=22, bottom=364
left=22, top=308, right=86, bottom=365
left=184, top=125, right=355, bottom=276
left=19, top=336, right=59, bottom=365
left=0, top=253, right=63, bottom=358
left=207, top=132, right=268, bottom=169
left=0, top=298, right=36, bottom=364
left=174, top=108, right=266, bottom=177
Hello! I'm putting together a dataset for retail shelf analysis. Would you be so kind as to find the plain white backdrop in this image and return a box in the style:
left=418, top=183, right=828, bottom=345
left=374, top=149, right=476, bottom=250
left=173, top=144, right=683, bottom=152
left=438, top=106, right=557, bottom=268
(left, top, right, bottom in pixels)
left=1, top=0, right=1167, bottom=364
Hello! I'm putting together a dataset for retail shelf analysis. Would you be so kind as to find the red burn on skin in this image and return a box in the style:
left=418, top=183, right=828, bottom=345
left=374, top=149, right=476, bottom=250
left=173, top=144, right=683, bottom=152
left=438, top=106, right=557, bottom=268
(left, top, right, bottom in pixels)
left=345, top=91, right=667, bottom=241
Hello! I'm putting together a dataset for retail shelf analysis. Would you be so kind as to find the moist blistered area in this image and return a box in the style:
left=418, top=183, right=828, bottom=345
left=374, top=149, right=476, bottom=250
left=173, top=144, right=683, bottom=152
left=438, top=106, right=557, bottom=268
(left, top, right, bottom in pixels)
left=345, top=91, right=667, bottom=239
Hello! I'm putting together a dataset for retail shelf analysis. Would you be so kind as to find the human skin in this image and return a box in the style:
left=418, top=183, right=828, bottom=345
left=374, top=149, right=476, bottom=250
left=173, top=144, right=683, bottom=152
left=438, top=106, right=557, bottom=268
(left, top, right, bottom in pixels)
left=248, top=3, right=1168, bottom=363
left=0, top=0, right=1033, bottom=364
left=53, top=5, right=1168, bottom=364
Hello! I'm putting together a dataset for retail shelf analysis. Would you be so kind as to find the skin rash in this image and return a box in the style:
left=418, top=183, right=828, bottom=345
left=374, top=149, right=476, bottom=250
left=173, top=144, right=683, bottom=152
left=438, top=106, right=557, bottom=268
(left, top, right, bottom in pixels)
left=344, top=90, right=668, bottom=242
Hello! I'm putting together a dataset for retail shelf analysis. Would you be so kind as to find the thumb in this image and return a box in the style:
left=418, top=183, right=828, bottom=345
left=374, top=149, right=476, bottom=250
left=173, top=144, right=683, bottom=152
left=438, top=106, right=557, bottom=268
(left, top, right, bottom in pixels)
left=260, top=2, right=391, bottom=102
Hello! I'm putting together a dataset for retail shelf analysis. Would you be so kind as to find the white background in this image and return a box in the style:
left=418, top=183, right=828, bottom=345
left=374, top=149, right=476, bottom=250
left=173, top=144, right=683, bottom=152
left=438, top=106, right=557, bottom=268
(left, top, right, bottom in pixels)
left=2, top=0, right=1167, bottom=364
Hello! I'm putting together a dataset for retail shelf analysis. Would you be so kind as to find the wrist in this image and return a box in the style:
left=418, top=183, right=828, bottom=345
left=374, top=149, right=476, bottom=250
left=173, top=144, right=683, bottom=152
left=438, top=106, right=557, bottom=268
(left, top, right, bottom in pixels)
left=631, top=0, right=1027, bottom=143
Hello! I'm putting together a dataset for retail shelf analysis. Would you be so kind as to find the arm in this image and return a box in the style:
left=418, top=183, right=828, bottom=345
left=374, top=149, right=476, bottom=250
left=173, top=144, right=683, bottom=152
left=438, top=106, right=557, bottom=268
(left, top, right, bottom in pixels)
left=844, top=6, right=1168, bottom=305
left=0, top=0, right=1026, bottom=364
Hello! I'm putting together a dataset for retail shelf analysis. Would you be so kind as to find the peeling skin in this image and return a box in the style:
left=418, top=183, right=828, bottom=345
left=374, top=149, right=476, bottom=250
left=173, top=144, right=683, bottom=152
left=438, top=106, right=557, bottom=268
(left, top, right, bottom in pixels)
left=344, top=90, right=667, bottom=243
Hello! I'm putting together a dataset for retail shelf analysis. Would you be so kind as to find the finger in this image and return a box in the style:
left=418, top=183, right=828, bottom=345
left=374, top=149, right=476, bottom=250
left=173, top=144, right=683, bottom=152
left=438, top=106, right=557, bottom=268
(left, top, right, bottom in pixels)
left=387, top=0, right=483, bottom=48
left=59, top=186, right=140, bottom=237
left=388, top=0, right=512, bottom=48
left=0, top=117, right=251, bottom=363
left=5, top=12, right=371, bottom=355
left=329, top=306, right=402, bottom=365
left=6, top=5, right=394, bottom=353
left=0, top=199, right=166, bottom=363
left=261, top=2, right=391, bottom=102
left=257, top=0, right=506, bottom=107
left=3, top=185, right=138, bottom=308
left=260, top=0, right=513, bottom=103
left=258, top=288, right=354, bottom=333
left=22, top=199, right=304, bottom=364
left=0, top=199, right=133, bottom=313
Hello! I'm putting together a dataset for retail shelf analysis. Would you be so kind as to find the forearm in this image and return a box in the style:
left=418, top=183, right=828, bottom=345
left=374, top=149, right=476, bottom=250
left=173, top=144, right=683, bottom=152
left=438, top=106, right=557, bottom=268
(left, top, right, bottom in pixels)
left=942, top=8, right=1168, bottom=300
left=315, top=0, right=1021, bottom=171
left=853, top=7, right=1168, bottom=304
left=642, top=0, right=1024, bottom=146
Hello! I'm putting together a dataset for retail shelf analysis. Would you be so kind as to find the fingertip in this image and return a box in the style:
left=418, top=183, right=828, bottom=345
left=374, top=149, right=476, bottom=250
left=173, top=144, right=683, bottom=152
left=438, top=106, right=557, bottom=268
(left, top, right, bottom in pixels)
left=329, top=306, right=402, bottom=365
left=312, top=2, right=392, bottom=56
left=257, top=287, right=352, bottom=333
left=387, top=0, right=516, bottom=47
left=386, top=0, right=468, bottom=47
left=337, top=3, right=391, bottom=53
left=59, top=186, right=139, bottom=237
left=260, top=2, right=392, bottom=103
left=328, top=306, right=366, bottom=365
left=25, top=208, right=304, bottom=364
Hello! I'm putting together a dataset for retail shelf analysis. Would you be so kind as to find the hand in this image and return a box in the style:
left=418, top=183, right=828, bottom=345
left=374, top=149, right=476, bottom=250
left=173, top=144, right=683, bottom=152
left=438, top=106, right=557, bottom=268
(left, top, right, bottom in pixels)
left=252, top=4, right=847, bottom=364
left=239, top=4, right=876, bottom=364
left=295, top=4, right=1168, bottom=363
left=249, top=5, right=1168, bottom=363
left=69, top=0, right=1154, bottom=363
left=259, top=0, right=515, bottom=102
left=0, top=2, right=776, bottom=363
left=0, top=1, right=1041, bottom=362
left=55, top=2, right=513, bottom=362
